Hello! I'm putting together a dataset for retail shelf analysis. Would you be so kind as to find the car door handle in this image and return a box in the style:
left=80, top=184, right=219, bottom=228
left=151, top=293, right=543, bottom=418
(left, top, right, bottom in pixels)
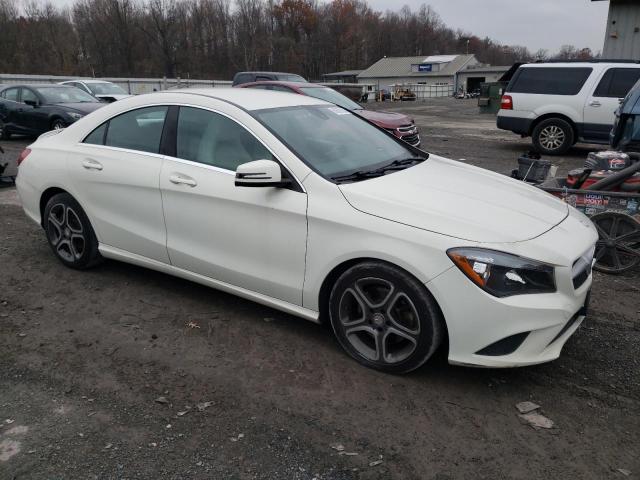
left=169, top=174, right=197, bottom=187
left=82, top=159, right=103, bottom=170
left=588, top=100, right=601, bottom=107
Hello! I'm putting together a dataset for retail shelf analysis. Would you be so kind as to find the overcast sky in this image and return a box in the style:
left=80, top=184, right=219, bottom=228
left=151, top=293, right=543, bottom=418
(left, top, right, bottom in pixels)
left=357, top=0, right=609, bottom=53
left=53, top=0, right=610, bottom=54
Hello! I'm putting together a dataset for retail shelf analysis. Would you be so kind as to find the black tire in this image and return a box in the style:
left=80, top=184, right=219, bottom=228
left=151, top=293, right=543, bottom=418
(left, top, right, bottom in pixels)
left=43, top=193, right=102, bottom=269
left=328, top=261, right=444, bottom=374
left=51, top=118, right=66, bottom=131
left=532, top=118, right=574, bottom=155
left=0, top=120, right=10, bottom=140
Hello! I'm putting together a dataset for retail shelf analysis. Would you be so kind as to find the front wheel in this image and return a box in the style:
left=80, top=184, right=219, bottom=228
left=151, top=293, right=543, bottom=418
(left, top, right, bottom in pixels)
left=51, top=119, right=66, bottom=131
left=532, top=118, right=574, bottom=155
left=329, top=262, right=444, bottom=374
left=44, top=193, right=102, bottom=269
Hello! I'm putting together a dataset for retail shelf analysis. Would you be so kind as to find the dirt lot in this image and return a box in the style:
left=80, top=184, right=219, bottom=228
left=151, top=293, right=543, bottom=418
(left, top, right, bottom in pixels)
left=1, top=98, right=639, bottom=480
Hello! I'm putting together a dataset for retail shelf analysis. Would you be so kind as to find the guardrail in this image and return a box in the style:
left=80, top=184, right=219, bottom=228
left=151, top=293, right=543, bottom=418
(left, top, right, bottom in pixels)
left=0, top=74, right=232, bottom=94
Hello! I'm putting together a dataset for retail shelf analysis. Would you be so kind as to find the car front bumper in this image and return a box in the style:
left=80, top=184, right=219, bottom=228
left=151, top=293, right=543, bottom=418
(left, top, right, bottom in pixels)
left=426, top=206, right=598, bottom=368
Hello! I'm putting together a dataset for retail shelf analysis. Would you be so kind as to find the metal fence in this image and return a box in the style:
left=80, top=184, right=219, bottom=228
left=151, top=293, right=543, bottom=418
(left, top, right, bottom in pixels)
left=0, top=74, right=232, bottom=94
left=402, top=83, right=454, bottom=99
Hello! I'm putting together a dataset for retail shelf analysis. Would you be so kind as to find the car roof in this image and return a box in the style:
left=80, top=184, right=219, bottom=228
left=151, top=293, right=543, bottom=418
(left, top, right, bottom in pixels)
left=522, top=62, right=640, bottom=68
left=161, top=88, right=328, bottom=111
left=241, top=81, right=324, bottom=89
left=1, top=84, right=69, bottom=90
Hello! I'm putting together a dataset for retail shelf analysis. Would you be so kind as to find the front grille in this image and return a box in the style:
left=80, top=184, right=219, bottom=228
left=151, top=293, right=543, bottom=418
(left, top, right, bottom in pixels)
left=572, top=246, right=595, bottom=289
left=397, top=125, right=416, bottom=134
left=402, top=133, right=420, bottom=146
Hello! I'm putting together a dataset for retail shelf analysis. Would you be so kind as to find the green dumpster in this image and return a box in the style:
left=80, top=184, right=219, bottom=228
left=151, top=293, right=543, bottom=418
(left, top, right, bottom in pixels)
left=478, top=81, right=508, bottom=114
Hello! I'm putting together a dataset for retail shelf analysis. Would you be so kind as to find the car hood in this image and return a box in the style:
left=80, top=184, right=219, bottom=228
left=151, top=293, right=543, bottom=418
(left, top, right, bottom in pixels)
left=95, top=94, right=131, bottom=101
left=338, top=155, right=569, bottom=243
left=355, top=109, right=412, bottom=128
left=56, top=102, right=106, bottom=114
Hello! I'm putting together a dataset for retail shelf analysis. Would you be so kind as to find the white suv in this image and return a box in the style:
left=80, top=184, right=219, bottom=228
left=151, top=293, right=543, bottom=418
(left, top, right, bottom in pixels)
left=497, top=61, right=640, bottom=155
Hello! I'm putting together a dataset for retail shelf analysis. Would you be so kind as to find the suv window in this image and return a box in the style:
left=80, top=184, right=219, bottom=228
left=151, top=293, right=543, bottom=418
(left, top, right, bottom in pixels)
left=256, top=75, right=274, bottom=81
left=1, top=88, right=19, bottom=101
left=176, top=106, right=274, bottom=171
left=104, top=106, right=168, bottom=153
left=507, top=67, right=593, bottom=95
left=594, top=68, right=640, bottom=98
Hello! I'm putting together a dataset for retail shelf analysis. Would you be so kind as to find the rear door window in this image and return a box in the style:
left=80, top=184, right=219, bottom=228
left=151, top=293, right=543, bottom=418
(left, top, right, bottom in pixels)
left=1, top=88, right=19, bottom=101
left=104, top=106, right=168, bottom=154
left=507, top=67, right=593, bottom=95
left=594, top=68, right=640, bottom=98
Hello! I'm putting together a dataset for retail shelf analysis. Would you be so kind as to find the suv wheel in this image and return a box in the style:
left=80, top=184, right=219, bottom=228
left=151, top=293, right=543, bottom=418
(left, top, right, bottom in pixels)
left=328, top=261, right=444, bottom=374
left=532, top=118, right=574, bottom=155
left=44, top=193, right=102, bottom=269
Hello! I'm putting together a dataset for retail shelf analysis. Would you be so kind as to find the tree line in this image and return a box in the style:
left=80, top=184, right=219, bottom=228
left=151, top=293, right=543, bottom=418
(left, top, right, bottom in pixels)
left=0, top=0, right=597, bottom=81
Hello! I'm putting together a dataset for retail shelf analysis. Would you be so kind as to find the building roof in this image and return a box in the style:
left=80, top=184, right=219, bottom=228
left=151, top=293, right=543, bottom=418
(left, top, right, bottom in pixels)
left=323, top=70, right=364, bottom=77
left=358, top=54, right=475, bottom=79
left=458, top=66, right=511, bottom=74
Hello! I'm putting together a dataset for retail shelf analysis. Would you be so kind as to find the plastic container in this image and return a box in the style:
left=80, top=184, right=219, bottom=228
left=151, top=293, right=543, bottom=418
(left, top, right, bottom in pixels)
left=518, top=153, right=551, bottom=182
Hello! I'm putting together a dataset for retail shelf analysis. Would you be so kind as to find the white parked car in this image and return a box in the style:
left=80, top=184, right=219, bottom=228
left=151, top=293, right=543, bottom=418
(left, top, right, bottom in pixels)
left=15, top=89, right=597, bottom=372
left=497, top=61, right=640, bottom=155
left=59, top=79, right=131, bottom=103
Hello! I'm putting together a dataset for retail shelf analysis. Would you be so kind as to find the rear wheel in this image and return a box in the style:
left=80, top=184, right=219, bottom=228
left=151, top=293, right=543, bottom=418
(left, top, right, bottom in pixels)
left=329, top=261, right=444, bottom=374
left=0, top=120, right=10, bottom=140
left=532, top=118, right=574, bottom=155
left=44, top=193, right=102, bottom=269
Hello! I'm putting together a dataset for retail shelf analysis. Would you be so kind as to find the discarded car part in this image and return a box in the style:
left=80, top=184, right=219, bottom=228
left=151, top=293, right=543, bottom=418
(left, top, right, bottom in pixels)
left=592, top=212, right=640, bottom=273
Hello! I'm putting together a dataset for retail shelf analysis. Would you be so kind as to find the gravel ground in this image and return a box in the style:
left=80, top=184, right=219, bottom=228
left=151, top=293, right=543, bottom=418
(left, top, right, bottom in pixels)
left=1, top=97, right=639, bottom=480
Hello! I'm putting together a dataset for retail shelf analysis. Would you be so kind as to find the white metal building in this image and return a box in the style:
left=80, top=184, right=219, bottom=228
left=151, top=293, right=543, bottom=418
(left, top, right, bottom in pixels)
left=356, top=54, right=509, bottom=97
left=594, top=0, right=640, bottom=60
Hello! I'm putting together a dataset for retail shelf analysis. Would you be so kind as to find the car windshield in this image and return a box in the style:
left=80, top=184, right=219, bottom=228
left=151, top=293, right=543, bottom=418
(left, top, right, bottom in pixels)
left=37, top=86, right=99, bottom=104
left=254, top=105, right=423, bottom=180
left=280, top=74, right=306, bottom=82
left=87, top=83, right=127, bottom=95
left=299, top=87, right=362, bottom=111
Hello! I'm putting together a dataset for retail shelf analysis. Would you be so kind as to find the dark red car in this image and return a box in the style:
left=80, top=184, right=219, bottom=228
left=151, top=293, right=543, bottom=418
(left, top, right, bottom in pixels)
left=238, top=81, right=421, bottom=147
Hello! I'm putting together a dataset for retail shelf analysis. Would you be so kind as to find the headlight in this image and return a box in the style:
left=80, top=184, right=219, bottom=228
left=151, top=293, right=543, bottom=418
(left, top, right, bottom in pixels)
left=65, top=111, right=84, bottom=120
left=447, top=248, right=556, bottom=297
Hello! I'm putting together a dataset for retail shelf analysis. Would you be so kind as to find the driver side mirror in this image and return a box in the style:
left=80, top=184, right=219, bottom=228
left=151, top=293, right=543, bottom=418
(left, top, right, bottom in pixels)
left=24, top=99, right=39, bottom=108
left=235, top=160, right=291, bottom=188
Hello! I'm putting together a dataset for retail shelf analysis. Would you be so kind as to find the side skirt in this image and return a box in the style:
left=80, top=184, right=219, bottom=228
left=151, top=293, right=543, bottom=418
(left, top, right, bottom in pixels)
left=98, top=244, right=321, bottom=323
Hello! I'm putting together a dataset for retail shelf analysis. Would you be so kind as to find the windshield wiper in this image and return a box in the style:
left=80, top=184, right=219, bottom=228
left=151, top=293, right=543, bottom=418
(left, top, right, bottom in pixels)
left=332, top=157, right=426, bottom=184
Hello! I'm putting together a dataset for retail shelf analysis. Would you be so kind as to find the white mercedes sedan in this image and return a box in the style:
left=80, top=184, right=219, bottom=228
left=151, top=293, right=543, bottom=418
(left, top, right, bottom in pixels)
left=15, top=89, right=597, bottom=373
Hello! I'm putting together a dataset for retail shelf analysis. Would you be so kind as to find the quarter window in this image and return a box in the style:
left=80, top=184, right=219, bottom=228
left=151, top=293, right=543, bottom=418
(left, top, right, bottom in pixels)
left=84, top=123, right=107, bottom=145
left=104, top=106, right=168, bottom=154
left=176, top=106, right=274, bottom=171
left=594, top=68, right=640, bottom=98
left=507, top=67, right=592, bottom=95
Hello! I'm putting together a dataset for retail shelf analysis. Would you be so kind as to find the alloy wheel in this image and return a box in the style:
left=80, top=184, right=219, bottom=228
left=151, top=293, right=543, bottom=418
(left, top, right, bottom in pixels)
left=337, top=277, right=421, bottom=364
left=539, top=125, right=566, bottom=151
left=47, top=203, right=86, bottom=262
